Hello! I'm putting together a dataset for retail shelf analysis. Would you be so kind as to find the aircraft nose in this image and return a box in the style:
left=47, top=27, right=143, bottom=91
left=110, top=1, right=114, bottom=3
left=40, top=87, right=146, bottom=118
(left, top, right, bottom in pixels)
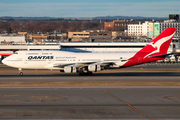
left=2, top=56, right=18, bottom=68
left=2, top=57, right=12, bottom=66
left=2, top=58, right=8, bottom=65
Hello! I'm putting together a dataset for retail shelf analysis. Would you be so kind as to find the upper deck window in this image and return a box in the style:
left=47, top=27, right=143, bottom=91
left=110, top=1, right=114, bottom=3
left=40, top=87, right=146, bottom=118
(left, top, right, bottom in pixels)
left=27, top=53, right=38, bottom=55
left=42, top=53, right=49, bottom=55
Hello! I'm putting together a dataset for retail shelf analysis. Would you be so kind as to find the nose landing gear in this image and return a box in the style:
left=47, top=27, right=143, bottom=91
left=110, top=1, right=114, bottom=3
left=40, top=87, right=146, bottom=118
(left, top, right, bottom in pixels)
left=19, top=68, right=23, bottom=76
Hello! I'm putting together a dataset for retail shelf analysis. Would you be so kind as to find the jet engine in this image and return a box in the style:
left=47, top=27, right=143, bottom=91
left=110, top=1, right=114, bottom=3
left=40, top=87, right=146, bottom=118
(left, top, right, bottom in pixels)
left=88, top=64, right=101, bottom=72
left=64, top=66, right=77, bottom=73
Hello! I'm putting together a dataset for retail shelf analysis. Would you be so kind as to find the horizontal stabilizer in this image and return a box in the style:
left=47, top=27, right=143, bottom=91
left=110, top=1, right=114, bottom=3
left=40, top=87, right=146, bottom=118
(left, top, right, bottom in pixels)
left=148, top=53, right=173, bottom=58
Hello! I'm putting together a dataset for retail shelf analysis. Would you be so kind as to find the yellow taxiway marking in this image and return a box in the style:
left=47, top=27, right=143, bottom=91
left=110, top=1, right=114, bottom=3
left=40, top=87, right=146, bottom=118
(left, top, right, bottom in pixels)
left=28, top=96, right=51, bottom=98
left=28, top=96, right=48, bottom=98
left=164, top=95, right=180, bottom=100
left=3, top=94, right=20, bottom=97
left=104, top=90, right=153, bottom=120
left=0, top=112, right=3, bottom=113
left=28, top=96, right=65, bottom=101
left=54, top=88, right=58, bottom=90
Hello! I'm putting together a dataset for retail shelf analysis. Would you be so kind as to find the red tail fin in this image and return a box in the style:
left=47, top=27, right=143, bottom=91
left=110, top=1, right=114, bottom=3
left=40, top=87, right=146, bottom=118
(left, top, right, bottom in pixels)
left=122, top=27, right=177, bottom=67
left=143, top=27, right=177, bottom=58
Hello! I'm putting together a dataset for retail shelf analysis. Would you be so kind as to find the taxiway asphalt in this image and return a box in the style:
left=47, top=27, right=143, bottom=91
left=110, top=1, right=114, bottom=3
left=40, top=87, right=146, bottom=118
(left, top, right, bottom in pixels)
left=0, top=87, right=180, bottom=119
left=0, top=65, right=180, bottom=119
left=1, top=75, right=180, bottom=82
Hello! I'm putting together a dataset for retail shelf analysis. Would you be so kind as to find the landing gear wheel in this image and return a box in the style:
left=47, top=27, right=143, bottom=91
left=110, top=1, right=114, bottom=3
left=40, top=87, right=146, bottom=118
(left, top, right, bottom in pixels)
left=18, top=68, right=23, bottom=76
left=78, top=73, right=84, bottom=76
left=78, top=72, right=93, bottom=76
left=19, top=72, right=23, bottom=76
left=87, top=72, right=93, bottom=75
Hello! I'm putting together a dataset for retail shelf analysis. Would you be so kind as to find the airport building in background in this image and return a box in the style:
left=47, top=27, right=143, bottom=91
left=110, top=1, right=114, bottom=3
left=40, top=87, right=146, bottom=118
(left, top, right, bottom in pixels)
left=159, top=20, right=179, bottom=38
left=128, top=23, right=143, bottom=36
left=128, top=21, right=152, bottom=37
left=104, top=20, right=139, bottom=32
left=68, top=31, right=112, bottom=41
left=128, top=14, right=180, bottom=38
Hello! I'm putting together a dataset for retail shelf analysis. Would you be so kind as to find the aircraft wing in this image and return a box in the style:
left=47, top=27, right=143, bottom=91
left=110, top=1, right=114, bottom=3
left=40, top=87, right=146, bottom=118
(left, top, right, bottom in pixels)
left=53, top=63, right=77, bottom=68
left=53, top=60, right=125, bottom=68
left=53, top=62, right=97, bottom=68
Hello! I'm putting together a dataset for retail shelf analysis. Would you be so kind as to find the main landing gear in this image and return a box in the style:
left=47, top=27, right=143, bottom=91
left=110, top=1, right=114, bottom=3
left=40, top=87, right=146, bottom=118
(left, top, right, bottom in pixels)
left=19, top=68, right=23, bottom=76
left=78, top=72, right=93, bottom=76
left=77, top=68, right=93, bottom=76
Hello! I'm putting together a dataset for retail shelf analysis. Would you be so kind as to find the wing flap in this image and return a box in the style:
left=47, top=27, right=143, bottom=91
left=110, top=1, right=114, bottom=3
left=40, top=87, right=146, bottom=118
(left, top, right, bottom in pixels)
left=53, top=62, right=97, bottom=68
left=53, top=63, right=75, bottom=68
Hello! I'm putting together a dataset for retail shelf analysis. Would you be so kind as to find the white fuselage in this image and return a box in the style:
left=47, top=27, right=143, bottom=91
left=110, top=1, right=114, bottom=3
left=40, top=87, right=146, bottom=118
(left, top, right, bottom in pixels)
left=3, top=50, right=135, bottom=70
left=2, top=28, right=177, bottom=75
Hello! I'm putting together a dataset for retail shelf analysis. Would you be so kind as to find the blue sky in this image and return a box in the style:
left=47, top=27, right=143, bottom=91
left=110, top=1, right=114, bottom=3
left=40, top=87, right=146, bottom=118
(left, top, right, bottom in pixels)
left=0, top=0, right=179, bottom=17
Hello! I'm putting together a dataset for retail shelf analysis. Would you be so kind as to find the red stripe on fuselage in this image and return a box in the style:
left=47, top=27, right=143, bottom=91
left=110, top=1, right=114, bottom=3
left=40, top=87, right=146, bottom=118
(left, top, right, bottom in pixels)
left=0, top=54, right=12, bottom=56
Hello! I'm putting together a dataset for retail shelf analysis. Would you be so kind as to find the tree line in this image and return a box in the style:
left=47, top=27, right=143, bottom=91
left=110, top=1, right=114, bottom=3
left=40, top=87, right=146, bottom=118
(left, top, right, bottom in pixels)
left=0, top=20, right=104, bottom=34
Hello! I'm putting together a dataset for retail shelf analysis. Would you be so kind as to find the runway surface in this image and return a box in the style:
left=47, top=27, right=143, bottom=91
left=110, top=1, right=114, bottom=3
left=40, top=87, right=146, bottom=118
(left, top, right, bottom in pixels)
left=0, top=87, right=180, bottom=119
left=1, top=65, right=180, bottom=82
left=1, top=75, right=180, bottom=82
left=1, top=64, right=180, bottom=82
left=0, top=65, right=180, bottom=119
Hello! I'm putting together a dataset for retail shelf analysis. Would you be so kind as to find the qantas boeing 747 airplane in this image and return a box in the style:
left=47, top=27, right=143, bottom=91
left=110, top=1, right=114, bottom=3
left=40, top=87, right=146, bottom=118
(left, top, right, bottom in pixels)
left=2, top=28, right=177, bottom=75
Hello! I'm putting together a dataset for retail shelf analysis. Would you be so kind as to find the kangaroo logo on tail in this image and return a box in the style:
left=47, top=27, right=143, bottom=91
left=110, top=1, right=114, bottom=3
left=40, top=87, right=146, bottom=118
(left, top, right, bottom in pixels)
left=144, top=32, right=175, bottom=58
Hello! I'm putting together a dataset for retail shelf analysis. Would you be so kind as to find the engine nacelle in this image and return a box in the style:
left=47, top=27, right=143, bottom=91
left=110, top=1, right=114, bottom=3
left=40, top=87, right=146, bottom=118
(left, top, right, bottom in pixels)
left=88, top=64, right=101, bottom=72
left=64, top=66, right=77, bottom=73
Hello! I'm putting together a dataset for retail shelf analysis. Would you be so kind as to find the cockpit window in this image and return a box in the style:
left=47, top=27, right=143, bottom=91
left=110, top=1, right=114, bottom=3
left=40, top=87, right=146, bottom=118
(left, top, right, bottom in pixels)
left=14, top=52, right=18, bottom=54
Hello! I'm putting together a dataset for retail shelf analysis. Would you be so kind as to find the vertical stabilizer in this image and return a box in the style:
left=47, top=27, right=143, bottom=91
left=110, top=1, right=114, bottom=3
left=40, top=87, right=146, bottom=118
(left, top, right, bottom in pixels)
left=122, top=27, right=177, bottom=67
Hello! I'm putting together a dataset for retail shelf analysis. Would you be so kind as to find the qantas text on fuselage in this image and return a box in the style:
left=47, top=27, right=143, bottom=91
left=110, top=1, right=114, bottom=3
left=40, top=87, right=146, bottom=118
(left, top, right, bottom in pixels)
left=28, top=56, right=54, bottom=60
